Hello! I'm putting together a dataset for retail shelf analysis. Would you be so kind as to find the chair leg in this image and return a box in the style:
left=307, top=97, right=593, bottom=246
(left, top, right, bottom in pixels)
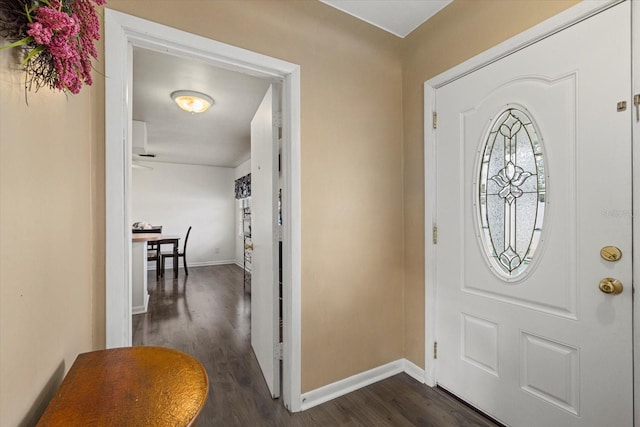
left=173, top=254, right=178, bottom=279
left=183, top=256, right=188, bottom=275
left=160, top=256, right=164, bottom=278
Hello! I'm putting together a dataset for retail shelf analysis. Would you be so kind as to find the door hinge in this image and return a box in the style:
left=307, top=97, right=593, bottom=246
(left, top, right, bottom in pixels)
left=274, top=112, right=283, bottom=139
left=432, top=112, right=437, bottom=129
left=432, top=225, right=438, bottom=244
left=273, top=112, right=283, bottom=127
left=275, top=342, right=283, bottom=360
left=633, top=94, right=640, bottom=122
left=433, top=341, right=438, bottom=359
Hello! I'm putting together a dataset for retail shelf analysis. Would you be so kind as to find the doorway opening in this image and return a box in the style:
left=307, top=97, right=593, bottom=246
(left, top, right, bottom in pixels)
left=104, top=9, right=302, bottom=411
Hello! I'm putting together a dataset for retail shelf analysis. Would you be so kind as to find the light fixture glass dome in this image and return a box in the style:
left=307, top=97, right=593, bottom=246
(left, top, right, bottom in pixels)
left=170, top=90, right=214, bottom=113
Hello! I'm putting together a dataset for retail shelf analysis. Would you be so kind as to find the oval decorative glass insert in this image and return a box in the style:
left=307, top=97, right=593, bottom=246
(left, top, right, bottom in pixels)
left=477, top=107, right=546, bottom=280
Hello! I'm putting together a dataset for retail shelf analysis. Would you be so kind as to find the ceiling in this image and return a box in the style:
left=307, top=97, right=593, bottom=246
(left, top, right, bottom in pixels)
left=319, top=0, right=452, bottom=38
left=132, top=48, right=271, bottom=168
left=132, top=1, right=451, bottom=168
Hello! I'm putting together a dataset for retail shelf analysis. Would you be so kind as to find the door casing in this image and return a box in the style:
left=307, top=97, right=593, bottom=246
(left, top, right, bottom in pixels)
left=423, top=0, right=637, bottom=419
left=104, top=9, right=303, bottom=412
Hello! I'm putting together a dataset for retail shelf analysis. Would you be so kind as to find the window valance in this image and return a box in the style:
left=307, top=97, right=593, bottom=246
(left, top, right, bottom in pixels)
left=235, top=174, right=251, bottom=199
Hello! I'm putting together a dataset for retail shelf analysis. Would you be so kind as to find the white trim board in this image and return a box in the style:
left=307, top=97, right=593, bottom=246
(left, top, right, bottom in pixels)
left=132, top=293, right=150, bottom=316
left=631, top=1, right=640, bottom=424
left=403, top=358, right=426, bottom=385
left=234, top=261, right=251, bottom=270
left=300, top=359, right=426, bottom=411
left=423, top=0, right=630, bottom=407
left=104, top=9, right=302, bottom=412
left=146, top=260, right=237, bottom=270
left=187, top=260, right=237, bottom=267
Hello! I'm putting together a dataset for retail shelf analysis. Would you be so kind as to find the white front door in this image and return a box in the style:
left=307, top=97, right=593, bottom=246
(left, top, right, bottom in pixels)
left=434, top=3, right=632, bottom=426
left=251, top=84, right=281, bottom=398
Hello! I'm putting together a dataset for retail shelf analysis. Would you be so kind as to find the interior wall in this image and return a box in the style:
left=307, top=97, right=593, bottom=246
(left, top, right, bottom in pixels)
left=106, top=0, right=404, bottom=393
left=0, top=0, right=589, bottom=424
left=400, top=0, right=580, bottom=367
left=235, top=159, right=251, bottom=267
left=132, top=161, right=236, bottom=267
left=0, top=49, right=96, bottom=425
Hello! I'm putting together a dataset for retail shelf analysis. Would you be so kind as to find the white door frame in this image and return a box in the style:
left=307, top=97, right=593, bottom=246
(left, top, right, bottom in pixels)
left=424, top=0, right=634, bottom=414
left=104, top=9, right=303, bottom=411
left=631, top=1, right=640, bottom=424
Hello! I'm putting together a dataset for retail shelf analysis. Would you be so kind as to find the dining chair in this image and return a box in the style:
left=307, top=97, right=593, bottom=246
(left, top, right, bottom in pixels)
left=147, top=241, right=161, bottom=280
left=141, top=228, right=162, bottom=254
left=161, top=226, right=192, bottom=276
left=135, top=225, right=162, bottom=280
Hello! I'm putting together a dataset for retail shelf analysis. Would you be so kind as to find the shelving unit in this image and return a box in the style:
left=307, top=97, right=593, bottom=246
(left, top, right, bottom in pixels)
left=242, top=202, right=252, bottom=292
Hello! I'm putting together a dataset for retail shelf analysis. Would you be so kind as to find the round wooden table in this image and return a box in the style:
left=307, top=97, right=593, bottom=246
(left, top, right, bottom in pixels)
left=36, top=346, right=208, bottom=426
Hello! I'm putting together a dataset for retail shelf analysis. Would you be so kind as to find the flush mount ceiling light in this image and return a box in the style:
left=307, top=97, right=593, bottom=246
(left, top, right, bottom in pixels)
left=170, top=90, right=214, bottom=113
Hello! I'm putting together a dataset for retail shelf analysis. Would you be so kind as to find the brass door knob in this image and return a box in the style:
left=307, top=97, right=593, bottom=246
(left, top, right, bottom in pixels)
left=599, top=278, right=623, bottom=295
left=600, top=246, right=622, bottom=262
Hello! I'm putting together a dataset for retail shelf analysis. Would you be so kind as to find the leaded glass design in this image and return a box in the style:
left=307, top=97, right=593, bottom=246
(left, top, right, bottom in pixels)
left=477, top=107, right=546, bottom=280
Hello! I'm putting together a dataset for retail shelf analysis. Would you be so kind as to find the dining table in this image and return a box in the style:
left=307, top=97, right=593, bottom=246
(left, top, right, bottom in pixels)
left=133, top=233, right=181, bottom=277
left=131, top=233, right=180, bottom=314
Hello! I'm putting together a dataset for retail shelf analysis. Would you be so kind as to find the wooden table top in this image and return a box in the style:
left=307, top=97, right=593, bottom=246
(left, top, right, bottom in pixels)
left=36, top=346, right=208, bottom=426
left=132, top=234, right=180, bottom=243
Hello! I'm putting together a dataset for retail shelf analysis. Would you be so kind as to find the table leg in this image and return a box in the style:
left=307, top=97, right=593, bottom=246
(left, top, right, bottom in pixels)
left=159, top=242, right=164, bottom=278
left=174, top=242, right=178, bottom=279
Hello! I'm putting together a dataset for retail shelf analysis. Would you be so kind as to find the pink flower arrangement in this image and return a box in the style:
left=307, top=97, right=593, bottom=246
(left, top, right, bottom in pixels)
left=0, top=0, right=106, bottom=94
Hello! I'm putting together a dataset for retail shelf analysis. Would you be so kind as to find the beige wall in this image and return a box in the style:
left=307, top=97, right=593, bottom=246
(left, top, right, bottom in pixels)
left=101, top=0, right=404, bottom=393
left=0, top=53, right=98, bottom=424
left=401, top=0, right=579, bottom=367
left=2, top=2, right=405, bottom=423
left=0, top=0, right=584, bottom=424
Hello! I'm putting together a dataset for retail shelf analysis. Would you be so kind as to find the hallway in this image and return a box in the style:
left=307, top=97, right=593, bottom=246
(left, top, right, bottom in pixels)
left=133, top=264, right=498, bottom=426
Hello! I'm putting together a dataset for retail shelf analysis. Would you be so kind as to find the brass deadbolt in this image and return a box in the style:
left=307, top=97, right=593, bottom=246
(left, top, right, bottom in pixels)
left=600, top=246, right=622, bottom=262
left=599, top=278, right=623, bottom=295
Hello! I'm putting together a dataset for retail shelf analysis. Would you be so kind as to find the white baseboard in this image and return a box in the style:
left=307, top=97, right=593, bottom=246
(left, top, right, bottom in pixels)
left=234, top=261, right=252, bottom=272
left=402, top=359, right=426, bottom=384
left=188, top=260, right=236, bottom=267
left=300, top=358, right=427, bottom=411
left=132, top=293, right=149, bottom=315
left=147, top=260, right=235, bottom=270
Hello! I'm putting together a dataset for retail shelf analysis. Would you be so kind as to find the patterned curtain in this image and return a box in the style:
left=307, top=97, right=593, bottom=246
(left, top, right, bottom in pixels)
left=235, top=173, right=251, bottom=199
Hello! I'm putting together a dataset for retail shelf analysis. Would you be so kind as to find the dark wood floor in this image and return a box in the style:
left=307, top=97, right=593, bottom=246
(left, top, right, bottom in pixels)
left=133, top=264, right=498, bottom=426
